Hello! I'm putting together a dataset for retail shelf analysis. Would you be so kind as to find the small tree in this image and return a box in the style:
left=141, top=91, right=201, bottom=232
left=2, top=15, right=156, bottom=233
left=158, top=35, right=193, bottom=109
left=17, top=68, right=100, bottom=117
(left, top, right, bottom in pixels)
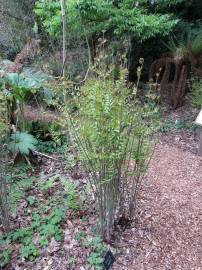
left=66, top=64, right=159, bottom=239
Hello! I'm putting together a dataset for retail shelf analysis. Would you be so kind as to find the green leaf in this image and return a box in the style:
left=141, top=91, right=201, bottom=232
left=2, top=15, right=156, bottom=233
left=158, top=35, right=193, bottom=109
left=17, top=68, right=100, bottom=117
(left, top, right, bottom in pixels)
left=9, top=132, right=38, bottom=155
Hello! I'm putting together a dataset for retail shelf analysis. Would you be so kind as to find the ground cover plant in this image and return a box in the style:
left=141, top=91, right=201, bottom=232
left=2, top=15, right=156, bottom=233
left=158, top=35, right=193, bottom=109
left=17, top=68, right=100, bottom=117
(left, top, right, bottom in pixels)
left=0, top=164, right=89, bottom=268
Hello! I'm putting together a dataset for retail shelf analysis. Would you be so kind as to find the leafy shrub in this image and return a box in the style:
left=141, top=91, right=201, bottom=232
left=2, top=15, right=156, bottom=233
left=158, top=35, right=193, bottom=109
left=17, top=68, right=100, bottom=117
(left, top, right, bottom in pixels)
left=66, top=65, right=159, bottom=239
left=34, top=0, right=178, bottom=41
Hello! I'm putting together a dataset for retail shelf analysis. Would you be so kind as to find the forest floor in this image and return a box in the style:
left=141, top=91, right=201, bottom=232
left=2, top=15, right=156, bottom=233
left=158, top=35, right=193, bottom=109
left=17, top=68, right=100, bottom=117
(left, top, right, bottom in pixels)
left=113, top=144, right=202, bottom=270
left=112, top=102, right=202, bottom=269
left=1, top=102, right=202, bottom=270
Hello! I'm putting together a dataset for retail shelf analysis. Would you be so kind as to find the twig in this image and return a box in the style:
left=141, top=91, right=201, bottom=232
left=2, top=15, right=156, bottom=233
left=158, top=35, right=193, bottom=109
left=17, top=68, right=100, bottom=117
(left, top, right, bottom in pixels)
left=33, top=150, right=60, bottom=161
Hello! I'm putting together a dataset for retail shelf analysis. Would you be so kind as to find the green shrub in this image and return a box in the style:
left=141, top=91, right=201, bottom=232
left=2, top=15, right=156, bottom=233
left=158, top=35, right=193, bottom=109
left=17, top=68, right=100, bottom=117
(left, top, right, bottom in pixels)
left=191, top=78, right=202, bottom=109
left=66, top=65, right=159, bottom=239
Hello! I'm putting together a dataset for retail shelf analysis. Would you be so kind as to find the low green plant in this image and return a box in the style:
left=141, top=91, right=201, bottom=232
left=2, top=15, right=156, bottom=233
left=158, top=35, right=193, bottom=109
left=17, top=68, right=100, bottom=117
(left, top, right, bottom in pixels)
left=75, top=231, right=87, bottom=242
left=69, top=255, right=77, bottom=265
left=39, top=208, right=65, bottom=241
left=8, top=227, right=33, bottom=242
left=160, top=119, right=197, bottom=134
left=39, top=223, right=63, bottom=241
left=6, top=227, right=37, bottom=260
left=20, top=242, right=40, bottom=261
left=191, top=78, right=202, bottom=109
left=1, top=207, right=66, bottom=265
left=61, top=180, right=81, bottom=211
left=10, top=228, right=40, bottom=260
left=88, top=252, right=103, bottom=270
left=88, top=235, right=107, bottom=269
left=0, top=248, right=12, bottom=268
left=39, top=178, right=55, bottom=192
left=8, top=171, right=35, bottom=214
left=27, top=196, right=38, bottom=206
left=9, top=131, right=38, bottom=157
left=75, top=232, right=107, bottom=270
left=48, top=122, right=67, bottom=146
left=39, top=237, right=49, bottom=248
left=36, top=139, right=69, bottom=154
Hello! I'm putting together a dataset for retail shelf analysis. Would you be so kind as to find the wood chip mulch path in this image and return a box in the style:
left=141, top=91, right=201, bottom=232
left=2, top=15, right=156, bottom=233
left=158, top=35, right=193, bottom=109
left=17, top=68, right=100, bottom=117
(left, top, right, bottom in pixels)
left=113, top=144, right=202, bottom=270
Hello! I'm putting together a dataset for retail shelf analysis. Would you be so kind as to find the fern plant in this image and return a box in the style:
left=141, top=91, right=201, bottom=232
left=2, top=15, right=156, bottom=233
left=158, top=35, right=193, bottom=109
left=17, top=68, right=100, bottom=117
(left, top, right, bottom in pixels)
left=164, top=31, right=202, bottom=59
left=9, top=132, right=38, bottom=156
left=66, top=65, right=159, bottom=239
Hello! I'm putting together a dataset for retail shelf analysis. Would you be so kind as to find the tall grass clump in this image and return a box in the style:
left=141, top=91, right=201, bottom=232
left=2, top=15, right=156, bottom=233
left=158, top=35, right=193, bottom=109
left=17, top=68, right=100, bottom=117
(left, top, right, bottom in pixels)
left=66, top=64, right=159, bottom=240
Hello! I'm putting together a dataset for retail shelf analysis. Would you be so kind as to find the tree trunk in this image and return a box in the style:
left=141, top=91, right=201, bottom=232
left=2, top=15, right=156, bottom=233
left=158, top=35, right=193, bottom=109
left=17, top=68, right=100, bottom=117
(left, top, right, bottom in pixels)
left=128, top=38, right=143, bottom=82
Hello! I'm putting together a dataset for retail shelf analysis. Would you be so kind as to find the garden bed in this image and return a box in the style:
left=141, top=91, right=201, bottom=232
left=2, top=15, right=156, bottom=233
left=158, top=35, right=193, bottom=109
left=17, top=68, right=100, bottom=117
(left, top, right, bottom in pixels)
left=1, top=103, right=202, bottom=269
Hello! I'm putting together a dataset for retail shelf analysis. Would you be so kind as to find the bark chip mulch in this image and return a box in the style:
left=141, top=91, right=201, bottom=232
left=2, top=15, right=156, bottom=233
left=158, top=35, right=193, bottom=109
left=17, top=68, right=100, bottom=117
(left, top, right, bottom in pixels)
left=113, top=144, right=202, bottom=270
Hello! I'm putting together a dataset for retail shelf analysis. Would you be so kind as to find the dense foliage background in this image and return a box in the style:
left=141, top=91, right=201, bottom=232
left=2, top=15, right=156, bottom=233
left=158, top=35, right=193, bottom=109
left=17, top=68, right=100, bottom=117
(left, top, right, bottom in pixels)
left=1, top=0, right=201, bottom=79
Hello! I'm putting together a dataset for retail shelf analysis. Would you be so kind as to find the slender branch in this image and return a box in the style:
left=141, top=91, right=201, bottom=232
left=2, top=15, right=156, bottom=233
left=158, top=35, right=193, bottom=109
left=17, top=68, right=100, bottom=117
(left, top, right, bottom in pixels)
left=33, top=150, right=60, bottom=161
left=60, top=0, right=67, bottom=77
